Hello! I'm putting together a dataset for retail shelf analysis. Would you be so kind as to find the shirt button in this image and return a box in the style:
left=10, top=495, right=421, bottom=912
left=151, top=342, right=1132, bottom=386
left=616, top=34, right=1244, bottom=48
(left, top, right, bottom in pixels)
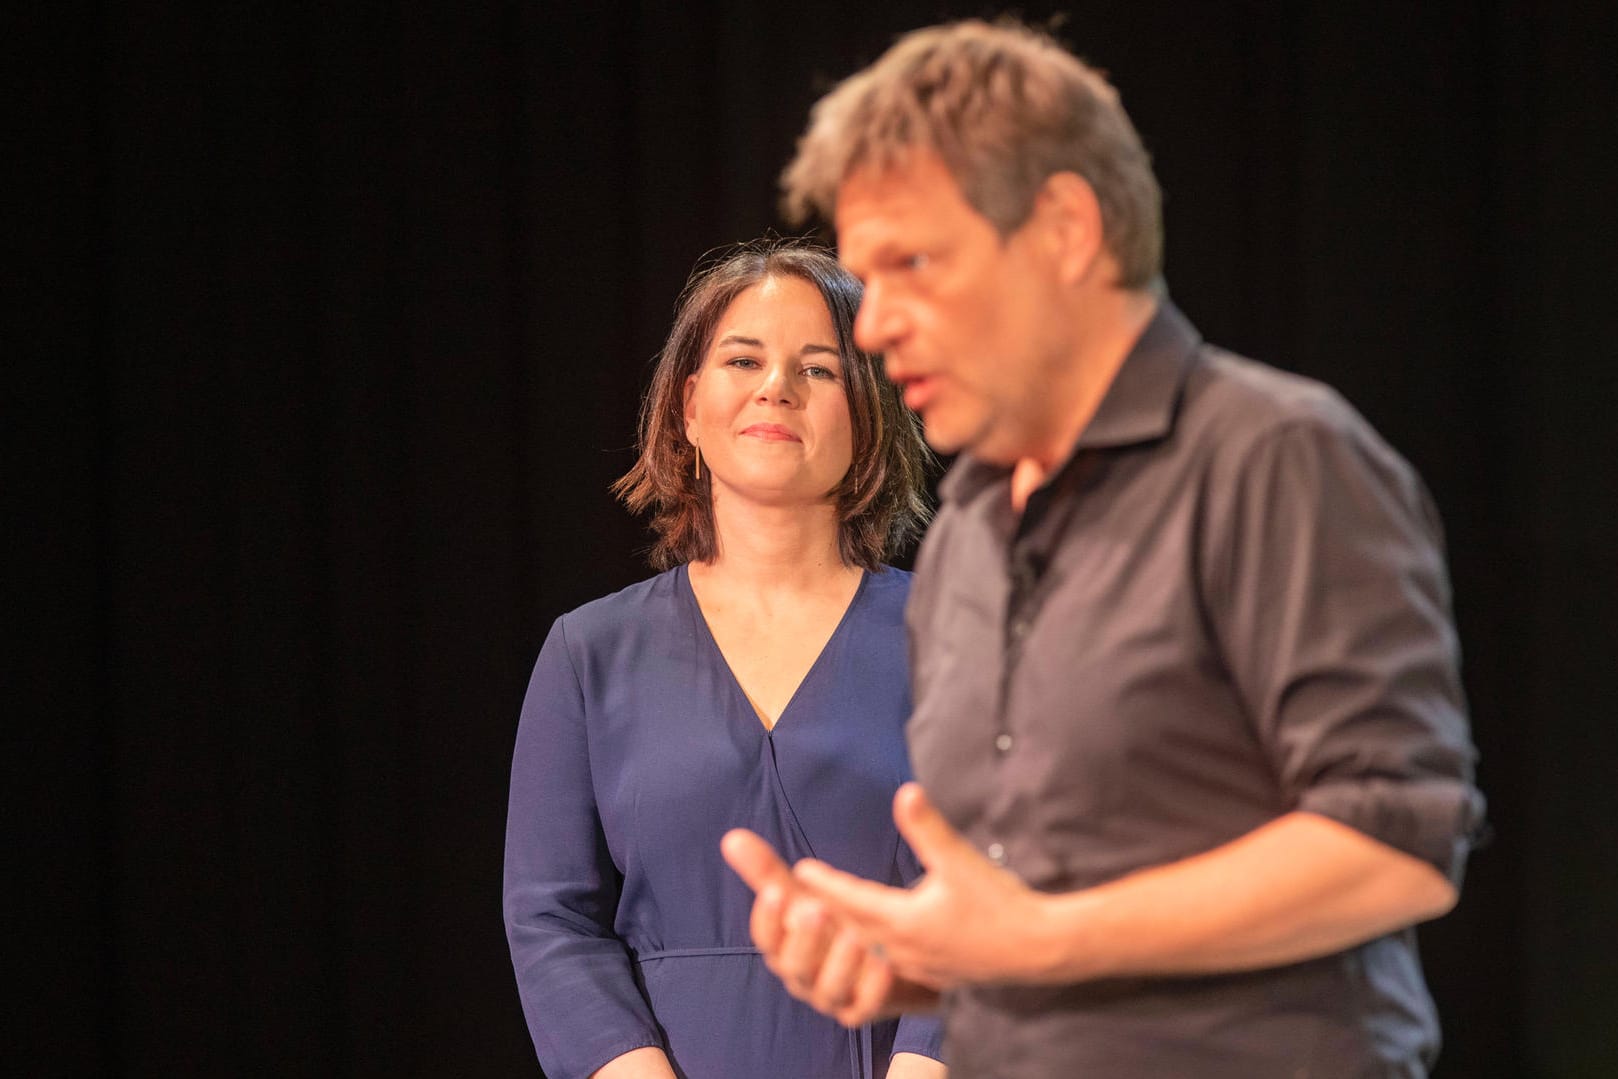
left=986, top=842, right=1006, bottom=865
left=995, top=733, right=1014, bottom=753
left=1009, top=617, right=1031, bottom=643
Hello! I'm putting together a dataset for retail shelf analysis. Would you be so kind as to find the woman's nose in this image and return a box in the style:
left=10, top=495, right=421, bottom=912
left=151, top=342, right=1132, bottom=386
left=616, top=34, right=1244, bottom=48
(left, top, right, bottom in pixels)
left=757, top=366, right=799, bottom=405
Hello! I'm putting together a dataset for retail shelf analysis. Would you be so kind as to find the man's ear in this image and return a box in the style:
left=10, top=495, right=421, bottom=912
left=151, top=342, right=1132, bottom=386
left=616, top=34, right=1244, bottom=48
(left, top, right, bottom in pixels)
left=1034, top=171, right=1106, bottom=286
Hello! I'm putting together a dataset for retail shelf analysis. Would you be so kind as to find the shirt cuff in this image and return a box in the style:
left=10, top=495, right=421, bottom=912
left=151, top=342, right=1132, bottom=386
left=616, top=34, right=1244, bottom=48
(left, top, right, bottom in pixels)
left=1298, top=776, right=1487, bottom=885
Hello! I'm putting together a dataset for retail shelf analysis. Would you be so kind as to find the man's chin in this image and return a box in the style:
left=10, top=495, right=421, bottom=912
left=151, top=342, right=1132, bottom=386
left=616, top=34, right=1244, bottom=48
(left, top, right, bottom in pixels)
left=925, top=419, right=1016, bottom=464
left=920, top=413, right=977, bottom=457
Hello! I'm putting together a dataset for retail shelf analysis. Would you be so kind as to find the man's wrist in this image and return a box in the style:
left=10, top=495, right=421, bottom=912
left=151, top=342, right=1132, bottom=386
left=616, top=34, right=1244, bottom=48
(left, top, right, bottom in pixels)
left=1018, top=887, right=1106, bottom=985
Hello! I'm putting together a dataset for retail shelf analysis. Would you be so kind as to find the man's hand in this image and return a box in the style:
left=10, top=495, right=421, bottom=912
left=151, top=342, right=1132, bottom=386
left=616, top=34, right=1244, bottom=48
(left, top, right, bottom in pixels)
left=790, top=782, right=1051, bottom=987
left=723, top=782, right=1050, bottom=1021
left=721, top=823, right=941, bottom=1026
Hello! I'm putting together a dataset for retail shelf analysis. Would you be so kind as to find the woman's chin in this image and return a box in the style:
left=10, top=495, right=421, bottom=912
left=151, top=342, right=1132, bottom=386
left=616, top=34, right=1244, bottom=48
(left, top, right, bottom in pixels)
left=712, top=476, right=841, bottom=512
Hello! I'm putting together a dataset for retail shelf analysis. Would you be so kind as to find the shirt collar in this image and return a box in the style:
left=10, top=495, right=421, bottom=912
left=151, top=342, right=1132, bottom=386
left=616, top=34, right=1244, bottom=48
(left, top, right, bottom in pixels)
left=939, top=299, right=1202, bottom=507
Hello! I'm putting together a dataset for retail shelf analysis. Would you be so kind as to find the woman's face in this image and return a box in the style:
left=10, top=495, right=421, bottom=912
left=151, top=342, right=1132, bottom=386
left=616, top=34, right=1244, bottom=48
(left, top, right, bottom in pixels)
left=683, top=274, right=854, bottom=511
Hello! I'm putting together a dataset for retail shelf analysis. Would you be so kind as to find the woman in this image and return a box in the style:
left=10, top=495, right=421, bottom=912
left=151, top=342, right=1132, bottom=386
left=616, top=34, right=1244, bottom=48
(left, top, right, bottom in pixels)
left=503, top=240, right=945, bottom=1079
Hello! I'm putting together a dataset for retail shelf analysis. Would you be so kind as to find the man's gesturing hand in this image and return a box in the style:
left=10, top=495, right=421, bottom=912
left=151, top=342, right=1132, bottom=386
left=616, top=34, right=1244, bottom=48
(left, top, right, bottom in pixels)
left=723, top=781, right=1053, bottom=1025
left=718, top=821, right=925, bottom=1028
left=720, top=824, right=939, bottom=1026
left=790, top=782, right=1052, bottom=988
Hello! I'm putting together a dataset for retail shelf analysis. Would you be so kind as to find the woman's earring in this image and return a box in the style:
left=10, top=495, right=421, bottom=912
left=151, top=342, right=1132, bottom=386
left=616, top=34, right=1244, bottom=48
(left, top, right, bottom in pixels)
left=694, top=443, right=702, bottom=481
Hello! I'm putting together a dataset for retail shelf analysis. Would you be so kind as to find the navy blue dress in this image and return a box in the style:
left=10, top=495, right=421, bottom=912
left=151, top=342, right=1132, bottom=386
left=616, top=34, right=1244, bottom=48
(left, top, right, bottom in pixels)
left=504, top=564, right=944, bottom=1079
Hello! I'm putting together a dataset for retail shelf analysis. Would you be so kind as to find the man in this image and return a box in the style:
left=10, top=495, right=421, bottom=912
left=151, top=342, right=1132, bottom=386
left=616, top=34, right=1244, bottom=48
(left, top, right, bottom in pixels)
left=722, top=18, right=1485, bottom=1079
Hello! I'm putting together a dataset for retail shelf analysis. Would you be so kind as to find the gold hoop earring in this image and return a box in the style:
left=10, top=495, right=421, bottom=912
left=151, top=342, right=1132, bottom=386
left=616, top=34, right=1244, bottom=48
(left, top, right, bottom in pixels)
left=693, top=443, right=702, bottom=481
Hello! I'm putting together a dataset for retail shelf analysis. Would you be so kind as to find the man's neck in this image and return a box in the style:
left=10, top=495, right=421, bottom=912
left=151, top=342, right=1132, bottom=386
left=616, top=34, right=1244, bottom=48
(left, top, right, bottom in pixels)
left=1009, top=289, right=1160, bottom=512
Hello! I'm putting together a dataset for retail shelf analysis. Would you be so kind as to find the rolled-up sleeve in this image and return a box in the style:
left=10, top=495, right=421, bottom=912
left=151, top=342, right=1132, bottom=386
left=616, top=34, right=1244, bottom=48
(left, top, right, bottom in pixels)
left=503, top=617, right=662, bottom=1078
left=1211, top=415, right=1486, bottom=884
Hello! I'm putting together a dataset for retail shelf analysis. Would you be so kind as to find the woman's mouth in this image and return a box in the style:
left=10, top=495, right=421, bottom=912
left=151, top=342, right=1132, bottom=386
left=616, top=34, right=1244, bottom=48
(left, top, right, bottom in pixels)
left=740, top=423, right=801, bottom=442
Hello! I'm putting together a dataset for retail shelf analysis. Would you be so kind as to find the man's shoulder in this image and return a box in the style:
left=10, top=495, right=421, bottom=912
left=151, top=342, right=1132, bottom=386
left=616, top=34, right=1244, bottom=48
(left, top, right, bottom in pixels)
left=1179, top=345, right=1388, bottom=465
left=1187, top=347, right=1356, bottom=435
left=1177, top=344, right=1431, bottom=530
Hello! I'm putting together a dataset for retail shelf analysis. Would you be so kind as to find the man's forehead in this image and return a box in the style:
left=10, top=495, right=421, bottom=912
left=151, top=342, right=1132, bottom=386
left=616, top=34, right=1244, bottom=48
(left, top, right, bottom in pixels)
left=833, top=150, right=974, bottom=244
left=837, top=148, right=953, bottom=203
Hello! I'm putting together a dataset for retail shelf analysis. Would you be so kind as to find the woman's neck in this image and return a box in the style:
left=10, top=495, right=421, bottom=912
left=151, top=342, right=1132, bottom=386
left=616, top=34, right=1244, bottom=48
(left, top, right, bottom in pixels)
left=689, top=490, right=858, bottom=598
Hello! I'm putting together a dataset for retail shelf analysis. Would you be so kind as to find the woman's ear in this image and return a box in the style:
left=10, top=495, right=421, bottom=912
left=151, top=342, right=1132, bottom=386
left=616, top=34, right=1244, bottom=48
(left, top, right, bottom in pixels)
left=683, top=372, right=699, bottom=439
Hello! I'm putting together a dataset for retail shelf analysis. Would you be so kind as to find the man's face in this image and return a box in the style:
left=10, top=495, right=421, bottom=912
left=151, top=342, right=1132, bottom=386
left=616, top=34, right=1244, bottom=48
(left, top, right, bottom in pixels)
left=835, top=149, right=1065, bottom=464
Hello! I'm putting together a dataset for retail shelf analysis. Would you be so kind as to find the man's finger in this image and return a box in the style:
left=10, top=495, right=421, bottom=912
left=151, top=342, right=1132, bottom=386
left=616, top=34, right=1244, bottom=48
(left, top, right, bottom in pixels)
left=721, top=828, right=793, bottom=894
left=835, top=946, right=897, bottom=1027
left=750, top=882, right=788, bottom=957
left=808, top=925, right=868, bottom=1015
left=792, top=857, right=908, bottom=931
left=775, top=895, right=836, bottom=1001
left=892, top=782, right=978, bottom=874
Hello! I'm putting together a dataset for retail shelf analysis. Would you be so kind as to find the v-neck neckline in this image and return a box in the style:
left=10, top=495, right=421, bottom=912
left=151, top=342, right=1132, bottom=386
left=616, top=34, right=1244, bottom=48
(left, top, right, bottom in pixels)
left=679, top=563, right=869, bottom=734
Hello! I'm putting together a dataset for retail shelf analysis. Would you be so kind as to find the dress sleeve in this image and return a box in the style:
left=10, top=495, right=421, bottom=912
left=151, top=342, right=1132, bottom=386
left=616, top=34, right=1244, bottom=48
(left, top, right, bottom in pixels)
left=888, top=840, right=946, bottom=1062
left=890, top=1006, right=946, bottom=1062
left=503, top=617, right=663, bottom=1078
left=1206, top=416, right=1486, bottom=885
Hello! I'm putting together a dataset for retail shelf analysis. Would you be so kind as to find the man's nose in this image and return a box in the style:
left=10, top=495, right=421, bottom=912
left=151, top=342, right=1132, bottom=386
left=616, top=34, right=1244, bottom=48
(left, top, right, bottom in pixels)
left=854, top=280, right=901, bottom=353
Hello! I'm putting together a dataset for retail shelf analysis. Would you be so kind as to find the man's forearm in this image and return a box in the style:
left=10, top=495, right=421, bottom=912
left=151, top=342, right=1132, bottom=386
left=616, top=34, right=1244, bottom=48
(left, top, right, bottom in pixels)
left=1024, top=811, right=1456, bottom=983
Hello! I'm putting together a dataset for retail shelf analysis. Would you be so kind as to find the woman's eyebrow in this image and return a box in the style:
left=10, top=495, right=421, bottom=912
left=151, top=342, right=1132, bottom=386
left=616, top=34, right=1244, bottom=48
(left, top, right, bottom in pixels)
left=712, top=334, right=839, bottom=358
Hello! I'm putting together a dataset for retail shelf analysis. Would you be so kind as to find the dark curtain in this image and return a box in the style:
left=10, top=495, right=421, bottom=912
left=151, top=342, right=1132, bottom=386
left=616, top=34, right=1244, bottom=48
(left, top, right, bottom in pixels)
left=18, top=2, right=1616, bottom=1075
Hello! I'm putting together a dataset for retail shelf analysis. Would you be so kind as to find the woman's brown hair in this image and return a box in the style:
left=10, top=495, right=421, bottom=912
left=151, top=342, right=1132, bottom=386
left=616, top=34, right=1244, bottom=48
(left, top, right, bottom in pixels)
left=612, top=239, right=931, bottom=571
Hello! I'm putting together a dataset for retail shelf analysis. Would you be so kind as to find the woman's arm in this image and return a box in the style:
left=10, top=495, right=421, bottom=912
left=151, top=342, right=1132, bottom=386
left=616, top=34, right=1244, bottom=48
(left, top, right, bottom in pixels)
left=590, top=1046, right=679, bottom=1079
left=505, top=618, right=664, bottom=1076
left=888, top=1052, right=948, bottom=1078
left=888, top=814, right=947, bottom=1067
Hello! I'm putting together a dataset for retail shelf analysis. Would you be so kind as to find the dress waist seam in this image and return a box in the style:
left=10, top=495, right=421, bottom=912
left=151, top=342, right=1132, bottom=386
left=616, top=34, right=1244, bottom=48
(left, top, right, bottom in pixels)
left=633, top=945, right=761, bottom=962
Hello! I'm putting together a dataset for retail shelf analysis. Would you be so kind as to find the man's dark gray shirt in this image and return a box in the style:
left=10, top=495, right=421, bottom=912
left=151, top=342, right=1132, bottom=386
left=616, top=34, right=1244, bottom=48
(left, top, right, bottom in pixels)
left=906, top=302, right=1485, bottom=1079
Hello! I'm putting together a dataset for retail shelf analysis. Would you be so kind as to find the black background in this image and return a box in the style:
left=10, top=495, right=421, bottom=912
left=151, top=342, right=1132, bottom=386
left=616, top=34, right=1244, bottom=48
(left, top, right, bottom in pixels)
left=16, top=2, right=1618, bottom=1075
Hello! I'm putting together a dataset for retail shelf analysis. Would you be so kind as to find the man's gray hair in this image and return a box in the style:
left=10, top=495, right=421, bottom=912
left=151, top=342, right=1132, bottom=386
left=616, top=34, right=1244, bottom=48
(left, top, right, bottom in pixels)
left=781, top=19, right=1163, bottom=289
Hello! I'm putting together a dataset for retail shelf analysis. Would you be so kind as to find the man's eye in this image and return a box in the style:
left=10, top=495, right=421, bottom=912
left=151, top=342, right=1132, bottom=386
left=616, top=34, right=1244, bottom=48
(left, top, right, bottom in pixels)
left=903, top=253, right=930, bottom=271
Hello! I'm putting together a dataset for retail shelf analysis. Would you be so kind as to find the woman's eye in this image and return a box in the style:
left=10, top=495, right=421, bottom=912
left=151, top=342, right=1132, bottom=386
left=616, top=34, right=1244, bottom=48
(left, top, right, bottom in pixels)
left=725, top=357, right=759, bottom=369
left=803, top=364, right=837, bottom=380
